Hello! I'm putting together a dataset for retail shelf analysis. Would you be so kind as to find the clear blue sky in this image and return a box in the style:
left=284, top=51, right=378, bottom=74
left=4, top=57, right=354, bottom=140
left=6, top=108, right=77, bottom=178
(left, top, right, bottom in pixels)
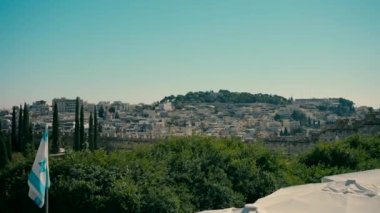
left=1, top=0, right=379, bottom=108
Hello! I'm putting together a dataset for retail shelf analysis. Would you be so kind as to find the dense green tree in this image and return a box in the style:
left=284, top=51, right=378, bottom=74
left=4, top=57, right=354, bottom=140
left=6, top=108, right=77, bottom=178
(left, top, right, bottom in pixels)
left=98, top=106, right=105, bottom=119
left=0, top=137, right=9, bottom=169
left=1, top=135, right=379, bottom=212
left=160, top=90, right=291, bottom=107
left=28, top=124, right=32, bottom=148
left=0, top=124, right=11, bottom=162
left=108, top=106, right=115, bottom=114
left=51, top=103, right=60, bottom=154
left=80, top=105, right=85, bottom=150
left=274, top=114, right=281, bottom=121
left=93, top=106, right=98, bottom=150
left=337, top=98, right=355, bottom=115
left=74, top=97, right=80, bottom=151
left=0, top=137, right=289, bottom=212
left=22, top=104, right=30, bottom=143
left=11, top=107, right=17, bottom=152
left=5, top=138, right=12, bottom=162
left=291, top=110, right=307, bottom=124
left=88, top=113, right=94, bottom=151
left=317, top=98, right=355, bottom=116
left=293, top=135, right=380, bottom=183
left=22, top=104, right=33, bottom=157
left=284, top=127, right=289, bottom=136
left=17, top=105, right=23, bottom=152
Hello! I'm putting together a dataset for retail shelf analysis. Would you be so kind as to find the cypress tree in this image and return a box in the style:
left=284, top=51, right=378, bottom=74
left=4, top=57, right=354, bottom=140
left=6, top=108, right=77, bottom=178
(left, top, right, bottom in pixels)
left=0, top=136, right=9, bottom=168
left=0, top=122, right=12, bottom=162
left=23, top=104, right=30, bottom=141
left=52, top=103, right=60, bottom=154
left=0, top=142, right=9, bottom=168
left=94, top=106, right=98, bottom=150
left=99, top=106, right=104, bottom=119
left=88, top=113, right=94, bottom=151
left=23, top=103, right=30, bottom=140
left=29, top=124, right=33, bottom=148
left=74, top=97, right=80, bottom=151
left=23, top=104, right=29, bottom=155
left=18, top=105, right=23, bottom=152
left=5, top=137, right=12, bottom=161
left=11, top=106, right=17, bottom=151
left=79, top=105, right=85, bottom=150
left=0, top=124, right=11, bottom=162
left=23, top=104, right=33, bottom=157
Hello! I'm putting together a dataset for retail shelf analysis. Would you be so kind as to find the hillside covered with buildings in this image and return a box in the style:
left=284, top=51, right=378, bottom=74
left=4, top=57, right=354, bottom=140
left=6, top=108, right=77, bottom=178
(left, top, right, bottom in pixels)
left=1, top=90, right=379, bottom=152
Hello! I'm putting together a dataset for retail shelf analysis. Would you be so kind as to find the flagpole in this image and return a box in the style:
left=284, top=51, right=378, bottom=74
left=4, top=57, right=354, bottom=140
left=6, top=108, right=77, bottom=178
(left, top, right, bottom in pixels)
left=45, top=124, right=49, bottom=213
left=45, top=186, right=49, bottom=213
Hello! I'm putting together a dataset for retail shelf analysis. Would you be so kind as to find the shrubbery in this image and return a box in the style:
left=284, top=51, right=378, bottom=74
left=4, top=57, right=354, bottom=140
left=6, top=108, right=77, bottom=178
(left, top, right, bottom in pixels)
left=293, top=135, right=380, bottom=183
left=1, top=135, right=379, bottom=212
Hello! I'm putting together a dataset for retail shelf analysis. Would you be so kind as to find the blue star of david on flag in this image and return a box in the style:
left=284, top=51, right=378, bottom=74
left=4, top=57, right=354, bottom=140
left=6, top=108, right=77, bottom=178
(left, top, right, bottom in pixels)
left=38, top=160, right=47, bottom=173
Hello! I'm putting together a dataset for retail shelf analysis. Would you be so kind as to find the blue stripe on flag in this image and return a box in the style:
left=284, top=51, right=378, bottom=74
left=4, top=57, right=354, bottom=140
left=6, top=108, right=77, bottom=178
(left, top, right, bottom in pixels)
left=34, top=196, right=43, bottom=207
left=28, top=171, right=45, bottom=196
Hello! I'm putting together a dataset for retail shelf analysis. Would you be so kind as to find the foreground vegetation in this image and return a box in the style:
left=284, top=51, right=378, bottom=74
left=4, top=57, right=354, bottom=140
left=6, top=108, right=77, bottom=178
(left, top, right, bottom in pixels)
left=1, top=135, right=379, bottom=213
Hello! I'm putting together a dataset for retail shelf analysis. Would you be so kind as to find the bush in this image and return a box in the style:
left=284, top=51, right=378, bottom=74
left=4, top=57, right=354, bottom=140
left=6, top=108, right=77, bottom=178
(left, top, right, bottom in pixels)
left=295, top=135, right=380, bottom=183
left=1, top=135, right=379, bottom=212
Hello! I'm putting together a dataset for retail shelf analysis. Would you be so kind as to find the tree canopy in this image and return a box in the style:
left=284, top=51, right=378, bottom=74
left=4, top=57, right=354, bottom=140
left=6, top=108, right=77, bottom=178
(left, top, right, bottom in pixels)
left=1, top=135, right=379, bottom=212
left=160, top=90, right=291, bottom=107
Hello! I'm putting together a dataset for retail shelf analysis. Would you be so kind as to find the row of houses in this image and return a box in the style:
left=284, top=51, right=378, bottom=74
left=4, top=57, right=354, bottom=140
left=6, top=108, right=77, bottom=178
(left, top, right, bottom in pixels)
left=1, top=98, right=376, bottom=143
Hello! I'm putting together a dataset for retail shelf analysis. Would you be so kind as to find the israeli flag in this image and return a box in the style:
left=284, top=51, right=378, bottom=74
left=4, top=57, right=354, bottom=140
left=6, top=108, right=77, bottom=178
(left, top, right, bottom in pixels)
left=28, top=127, right=50, bottom=208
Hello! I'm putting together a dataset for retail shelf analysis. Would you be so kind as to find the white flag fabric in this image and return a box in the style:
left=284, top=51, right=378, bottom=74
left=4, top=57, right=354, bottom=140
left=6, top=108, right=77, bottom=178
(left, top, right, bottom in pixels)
left=28, top=128, right=50, bottom=208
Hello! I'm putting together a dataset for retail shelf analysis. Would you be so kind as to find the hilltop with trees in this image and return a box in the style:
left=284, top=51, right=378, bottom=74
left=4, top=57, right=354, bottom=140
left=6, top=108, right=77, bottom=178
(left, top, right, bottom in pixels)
left=160, top=90, right=291, bottom=108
